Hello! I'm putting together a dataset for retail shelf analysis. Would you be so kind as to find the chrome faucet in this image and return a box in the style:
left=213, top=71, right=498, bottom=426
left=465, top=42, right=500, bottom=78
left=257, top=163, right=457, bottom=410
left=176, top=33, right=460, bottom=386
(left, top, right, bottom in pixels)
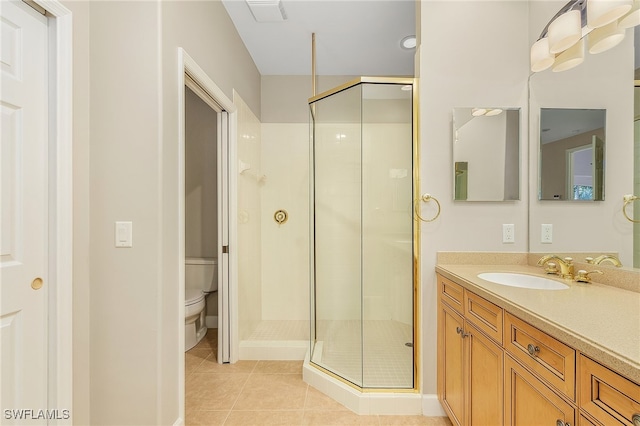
left=537, top=255, right=575, bottom=279
left=585, top=255, right=622, bottom=267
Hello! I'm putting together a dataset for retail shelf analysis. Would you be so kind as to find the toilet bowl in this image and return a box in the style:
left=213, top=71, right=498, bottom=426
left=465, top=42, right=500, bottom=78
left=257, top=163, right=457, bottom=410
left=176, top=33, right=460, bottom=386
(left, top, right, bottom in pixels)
left=184, top=257, right=218, bottom=351
left=185, top=288, right=206, bottom=351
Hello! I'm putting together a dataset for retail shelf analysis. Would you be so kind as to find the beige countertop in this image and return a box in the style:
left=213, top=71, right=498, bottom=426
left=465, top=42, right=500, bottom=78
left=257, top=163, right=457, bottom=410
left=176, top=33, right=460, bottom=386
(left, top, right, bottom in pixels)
left=436, top=263, right=640, bottom=384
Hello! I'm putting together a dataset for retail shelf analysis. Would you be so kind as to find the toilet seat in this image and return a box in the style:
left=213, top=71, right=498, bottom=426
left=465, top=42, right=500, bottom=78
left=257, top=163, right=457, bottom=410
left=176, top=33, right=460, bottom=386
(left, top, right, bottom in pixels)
left=185, top=288, right=205, bottom=306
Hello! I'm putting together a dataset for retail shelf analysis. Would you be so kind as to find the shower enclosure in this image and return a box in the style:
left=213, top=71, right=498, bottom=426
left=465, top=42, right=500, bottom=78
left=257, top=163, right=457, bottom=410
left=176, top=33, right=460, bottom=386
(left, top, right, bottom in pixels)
left=309, top=77, right=417, bottom=389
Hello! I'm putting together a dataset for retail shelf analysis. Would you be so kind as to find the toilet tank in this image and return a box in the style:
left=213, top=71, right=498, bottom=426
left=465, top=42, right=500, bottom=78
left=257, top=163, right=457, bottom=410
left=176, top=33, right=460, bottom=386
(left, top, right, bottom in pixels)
left=185, top=257, right=218, bottom=293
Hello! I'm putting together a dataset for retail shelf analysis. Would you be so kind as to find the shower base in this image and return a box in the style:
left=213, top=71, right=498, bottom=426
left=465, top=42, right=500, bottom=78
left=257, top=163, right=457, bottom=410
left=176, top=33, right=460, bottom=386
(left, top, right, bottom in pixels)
left=311, top=320, right=413, bottom=388
left=239, top=320, right=309, bottom=360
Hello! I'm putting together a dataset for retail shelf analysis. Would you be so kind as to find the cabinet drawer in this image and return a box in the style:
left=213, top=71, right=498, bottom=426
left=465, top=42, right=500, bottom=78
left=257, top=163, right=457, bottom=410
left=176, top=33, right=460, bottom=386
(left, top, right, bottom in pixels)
left=439, top=274, right=464, bottom=314
left=464, top=290, right=503, bottom=344
left=579, top=355, right=640, bottom=426
left=504, top=354, right=576, bottom=426
left=579, top=413, right=605, bottom=426
left=504, top=312, right=576, bottom=401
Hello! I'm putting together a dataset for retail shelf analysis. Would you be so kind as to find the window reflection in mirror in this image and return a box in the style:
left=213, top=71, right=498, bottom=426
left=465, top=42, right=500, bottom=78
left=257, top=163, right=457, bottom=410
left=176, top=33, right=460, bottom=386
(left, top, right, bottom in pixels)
left=539, top=108, right=606, bottom=201
left=452, top=107, right=520, bottom=201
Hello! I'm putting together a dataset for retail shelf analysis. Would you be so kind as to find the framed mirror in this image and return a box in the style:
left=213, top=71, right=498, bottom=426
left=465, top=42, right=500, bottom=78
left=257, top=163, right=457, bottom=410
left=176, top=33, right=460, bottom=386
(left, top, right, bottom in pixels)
left=452, top=107, right=520, bottom=201
left=539, top=108, right=606, bottom=201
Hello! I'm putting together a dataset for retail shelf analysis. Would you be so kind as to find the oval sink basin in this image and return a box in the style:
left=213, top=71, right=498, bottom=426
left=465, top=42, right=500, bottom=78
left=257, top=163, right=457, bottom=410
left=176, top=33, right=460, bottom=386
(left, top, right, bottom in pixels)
left=477, top=272, right=569, bottom=290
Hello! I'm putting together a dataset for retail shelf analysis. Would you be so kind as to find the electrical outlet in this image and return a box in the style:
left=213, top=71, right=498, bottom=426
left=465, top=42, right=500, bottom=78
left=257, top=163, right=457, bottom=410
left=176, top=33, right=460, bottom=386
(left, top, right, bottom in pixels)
left=541, top=224, right=553, bottom=244
left=502, top=224, right=515, bottom=243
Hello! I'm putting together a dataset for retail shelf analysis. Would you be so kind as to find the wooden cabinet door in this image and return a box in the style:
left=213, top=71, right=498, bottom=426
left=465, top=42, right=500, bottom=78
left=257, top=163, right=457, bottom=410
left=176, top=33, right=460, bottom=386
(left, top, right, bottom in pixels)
left=439, top=301, right=465, bottom=426
left=505, top=355, right=576, bottom=426
left=468, top=323, right=504, bottom=426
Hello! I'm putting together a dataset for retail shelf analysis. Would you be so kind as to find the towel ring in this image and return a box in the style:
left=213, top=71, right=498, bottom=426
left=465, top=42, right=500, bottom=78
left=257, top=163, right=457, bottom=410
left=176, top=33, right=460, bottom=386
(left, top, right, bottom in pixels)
left=623, top=194, right=640, bottom=223
left=414, top=194, right=441, bottom=222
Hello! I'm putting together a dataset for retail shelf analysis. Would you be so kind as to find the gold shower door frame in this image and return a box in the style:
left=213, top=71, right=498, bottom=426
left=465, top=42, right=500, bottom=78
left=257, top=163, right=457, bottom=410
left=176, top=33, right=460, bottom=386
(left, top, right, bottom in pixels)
left=308, top=76, right=421, bottom=393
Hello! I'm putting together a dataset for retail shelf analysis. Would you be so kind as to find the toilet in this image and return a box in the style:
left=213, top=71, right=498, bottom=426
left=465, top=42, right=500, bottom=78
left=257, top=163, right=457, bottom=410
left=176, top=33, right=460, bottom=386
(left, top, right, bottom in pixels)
left=185, top=257, right=218, bottom=351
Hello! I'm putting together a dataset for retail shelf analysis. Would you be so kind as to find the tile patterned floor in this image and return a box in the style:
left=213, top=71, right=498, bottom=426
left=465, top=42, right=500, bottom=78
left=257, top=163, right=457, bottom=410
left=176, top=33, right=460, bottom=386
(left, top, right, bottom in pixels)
left=186, top=330, right=452, bottom=426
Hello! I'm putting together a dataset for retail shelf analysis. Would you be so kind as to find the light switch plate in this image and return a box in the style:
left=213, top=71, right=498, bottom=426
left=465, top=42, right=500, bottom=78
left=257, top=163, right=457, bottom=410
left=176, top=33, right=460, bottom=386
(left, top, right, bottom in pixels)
left=115, top=221, right=133, bottom=248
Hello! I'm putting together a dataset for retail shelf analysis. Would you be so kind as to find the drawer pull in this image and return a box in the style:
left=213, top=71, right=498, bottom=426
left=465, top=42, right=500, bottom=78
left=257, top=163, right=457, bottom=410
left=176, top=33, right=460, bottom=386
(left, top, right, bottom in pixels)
left=527, top=343, right=540, bottom=357
left=632, top=414, right=640, bottom=426
left=555, top=420, right=570, bottom=426
left=456, top=326, right=469, bottom=338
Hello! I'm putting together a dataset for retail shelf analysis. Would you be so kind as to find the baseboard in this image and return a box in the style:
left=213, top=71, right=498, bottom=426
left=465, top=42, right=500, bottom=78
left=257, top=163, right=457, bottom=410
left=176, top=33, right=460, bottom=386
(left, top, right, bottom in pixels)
left=421, top=394, right=447, bottom=416
left=205, top=315, right=218, bottom=329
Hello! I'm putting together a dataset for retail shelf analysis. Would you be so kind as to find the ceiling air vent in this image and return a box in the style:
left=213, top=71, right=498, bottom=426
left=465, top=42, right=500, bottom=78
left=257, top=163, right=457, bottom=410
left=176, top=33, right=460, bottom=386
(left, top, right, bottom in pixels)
left=246, top=0, right=287, bottom=22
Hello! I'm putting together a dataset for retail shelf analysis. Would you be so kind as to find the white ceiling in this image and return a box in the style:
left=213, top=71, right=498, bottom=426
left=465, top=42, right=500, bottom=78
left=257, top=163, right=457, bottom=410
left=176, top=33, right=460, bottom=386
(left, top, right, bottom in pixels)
left=540, top=108, right=606, bottom=145
left=221, top=0, right=416, bottom=76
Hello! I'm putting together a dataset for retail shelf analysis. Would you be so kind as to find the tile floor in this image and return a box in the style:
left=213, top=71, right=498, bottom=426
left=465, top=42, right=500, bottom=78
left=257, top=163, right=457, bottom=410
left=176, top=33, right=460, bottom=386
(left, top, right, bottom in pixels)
left=186, top=330, right=453, bottom=426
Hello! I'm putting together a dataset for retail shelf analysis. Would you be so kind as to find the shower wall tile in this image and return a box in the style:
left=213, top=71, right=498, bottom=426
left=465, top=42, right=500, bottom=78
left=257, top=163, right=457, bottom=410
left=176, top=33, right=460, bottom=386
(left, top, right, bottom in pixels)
left=260, top=123, right=310, bottom=321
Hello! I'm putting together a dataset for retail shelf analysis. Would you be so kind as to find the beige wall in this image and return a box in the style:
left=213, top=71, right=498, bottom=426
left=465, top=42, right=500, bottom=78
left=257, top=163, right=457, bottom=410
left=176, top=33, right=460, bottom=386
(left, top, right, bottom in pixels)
left=419, top=0, right=530, bottom=395
left=66, top=1, right=261, bottom=423
left=261, top=75, right=357, bottom=123
left=89, top=3, right=162, bottom=424
left=185, top=87, right=218, bottom=259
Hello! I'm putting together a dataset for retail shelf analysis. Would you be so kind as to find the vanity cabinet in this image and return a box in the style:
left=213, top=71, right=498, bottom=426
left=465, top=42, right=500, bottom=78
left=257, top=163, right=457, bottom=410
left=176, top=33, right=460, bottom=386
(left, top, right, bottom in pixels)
left=438, top=275, right=504, bottom=426
left=504, top=354, right=576, bottom=426
left=579, top=355, right=640, bottom=426
left=504, top=312, right=576, bottom=401
left=437, top=272, right=640, bottom=426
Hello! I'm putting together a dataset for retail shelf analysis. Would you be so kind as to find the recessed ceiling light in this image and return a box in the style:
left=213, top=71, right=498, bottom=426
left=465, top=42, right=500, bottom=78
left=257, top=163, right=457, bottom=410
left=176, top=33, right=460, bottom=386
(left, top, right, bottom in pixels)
left=401, top=35, right=416, bottom=50
left=401, top=85, right=412, bottom=91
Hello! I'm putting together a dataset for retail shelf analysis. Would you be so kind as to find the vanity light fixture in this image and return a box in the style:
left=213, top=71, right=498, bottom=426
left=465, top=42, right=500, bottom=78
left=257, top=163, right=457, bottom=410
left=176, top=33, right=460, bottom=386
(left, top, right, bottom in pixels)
left=472, top=108, right=503, bottom=117
left=587, top=0, right=632, bottom=28
left=552, top=38, right=585, bottom=72
left=619, top=0, right=640, bottom=28
left=548, top=9, right=582, bottom=53
left=401, top=35, right=416, bottom=50
left=531, top=0, right=638, bottom=73
left=588, top=20, right=625, bottom=53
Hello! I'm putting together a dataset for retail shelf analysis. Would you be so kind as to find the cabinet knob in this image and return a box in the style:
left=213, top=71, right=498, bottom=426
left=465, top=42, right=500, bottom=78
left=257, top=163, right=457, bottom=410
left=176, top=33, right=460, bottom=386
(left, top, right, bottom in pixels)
left=455, top=326, right=469, bottom=338
left=527, top=343, right=540, bottom=357
left=555, top=420, right=570, bottom=426
left=632, top=413, right=640, bottom=426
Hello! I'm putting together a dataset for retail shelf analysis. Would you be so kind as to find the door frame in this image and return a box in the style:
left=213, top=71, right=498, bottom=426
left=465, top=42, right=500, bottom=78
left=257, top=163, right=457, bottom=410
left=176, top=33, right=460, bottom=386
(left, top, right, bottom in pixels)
left=177, top=48, right=239, bottom=420
left=27, top=0, right=74, bottom=417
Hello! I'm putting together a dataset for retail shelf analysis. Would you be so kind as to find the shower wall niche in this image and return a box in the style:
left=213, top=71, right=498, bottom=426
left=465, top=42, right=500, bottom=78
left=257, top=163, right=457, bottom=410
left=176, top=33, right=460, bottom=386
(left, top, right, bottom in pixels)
left=309, top=78, right=416, bottom=389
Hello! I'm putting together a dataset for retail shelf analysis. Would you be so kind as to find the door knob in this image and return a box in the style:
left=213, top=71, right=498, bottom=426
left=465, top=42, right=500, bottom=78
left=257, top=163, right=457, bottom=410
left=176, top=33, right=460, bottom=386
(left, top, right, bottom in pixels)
left=31, top=277, right=43, bottom=290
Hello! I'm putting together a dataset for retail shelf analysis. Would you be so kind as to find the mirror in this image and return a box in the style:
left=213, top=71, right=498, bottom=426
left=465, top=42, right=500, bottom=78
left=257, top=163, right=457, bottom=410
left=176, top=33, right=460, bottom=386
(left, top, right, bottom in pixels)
left=452, top=107, right=520, bottom=201
left=539, top=108, right=606, bottom=201
left=527, top=1, right=637, bottom=270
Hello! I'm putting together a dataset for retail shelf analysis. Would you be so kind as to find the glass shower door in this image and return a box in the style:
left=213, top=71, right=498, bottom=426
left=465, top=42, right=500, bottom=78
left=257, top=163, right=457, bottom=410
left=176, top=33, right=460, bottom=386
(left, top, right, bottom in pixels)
left=310, top=79, right=415, bottom=389
left=310, top=83, right=363, bottom=386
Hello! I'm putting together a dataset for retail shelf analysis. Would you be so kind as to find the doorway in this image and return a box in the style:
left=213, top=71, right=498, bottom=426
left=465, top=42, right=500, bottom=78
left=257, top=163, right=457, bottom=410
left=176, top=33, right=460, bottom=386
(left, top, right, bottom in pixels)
left=178, top=48, right=238, bottom=421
